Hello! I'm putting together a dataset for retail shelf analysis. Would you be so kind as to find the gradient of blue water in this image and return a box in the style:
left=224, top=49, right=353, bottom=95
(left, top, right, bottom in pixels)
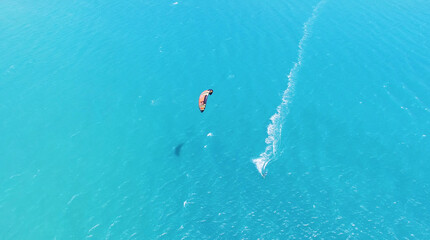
left=1, top=0, right=429, bottom=239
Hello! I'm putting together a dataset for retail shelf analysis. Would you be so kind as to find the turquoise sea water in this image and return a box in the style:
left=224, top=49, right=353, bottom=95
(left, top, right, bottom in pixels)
left=1, top=0, right=430, bottom=238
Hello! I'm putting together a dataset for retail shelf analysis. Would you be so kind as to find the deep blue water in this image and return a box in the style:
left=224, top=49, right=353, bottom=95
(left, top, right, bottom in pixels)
left=1, top=0, right=429, bottom=239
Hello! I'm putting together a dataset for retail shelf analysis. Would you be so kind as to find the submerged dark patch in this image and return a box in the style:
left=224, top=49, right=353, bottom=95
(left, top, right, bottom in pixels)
left=174, top=143, right=184, bottom=156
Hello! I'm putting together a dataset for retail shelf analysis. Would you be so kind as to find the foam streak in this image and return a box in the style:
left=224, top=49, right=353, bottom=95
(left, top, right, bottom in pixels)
left=253, top=1, right=326, bottom=176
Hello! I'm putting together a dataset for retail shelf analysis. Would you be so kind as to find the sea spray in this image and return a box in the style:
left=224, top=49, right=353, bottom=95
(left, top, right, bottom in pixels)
left=253, top=1, right=326, bottom=176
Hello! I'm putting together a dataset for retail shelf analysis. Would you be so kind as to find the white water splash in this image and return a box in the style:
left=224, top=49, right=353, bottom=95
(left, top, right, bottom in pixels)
left=253, top=1, right=326, bottom=176
left=88, top=224, right=100, bottom=233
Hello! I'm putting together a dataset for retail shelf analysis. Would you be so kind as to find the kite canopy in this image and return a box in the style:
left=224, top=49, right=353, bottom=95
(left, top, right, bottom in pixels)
left=198, top=89, right=213, bottom=112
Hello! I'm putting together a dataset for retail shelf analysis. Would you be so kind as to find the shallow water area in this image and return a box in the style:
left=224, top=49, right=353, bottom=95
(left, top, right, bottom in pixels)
left=1, top=0, right=430, bottom=239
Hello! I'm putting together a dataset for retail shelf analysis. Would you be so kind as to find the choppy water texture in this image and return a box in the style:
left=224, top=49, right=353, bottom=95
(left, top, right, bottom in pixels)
left=1, top=0, right=429, bottom=239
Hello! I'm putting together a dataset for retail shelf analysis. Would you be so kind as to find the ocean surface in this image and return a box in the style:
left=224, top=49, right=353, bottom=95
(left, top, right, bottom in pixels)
left=1, top=0, right=429, bottom=239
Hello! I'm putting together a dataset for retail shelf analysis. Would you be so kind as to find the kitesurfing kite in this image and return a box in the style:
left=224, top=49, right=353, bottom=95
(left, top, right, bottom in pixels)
left=198, top=89, right=213, bottom=112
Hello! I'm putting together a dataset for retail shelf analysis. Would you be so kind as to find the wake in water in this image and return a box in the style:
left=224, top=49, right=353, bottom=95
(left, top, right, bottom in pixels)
left=253, top=1, right=326, bottom=176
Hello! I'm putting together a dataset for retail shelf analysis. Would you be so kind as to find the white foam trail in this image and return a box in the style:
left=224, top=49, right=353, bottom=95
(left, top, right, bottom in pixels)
left=253, top=1, right=326, bottom=176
